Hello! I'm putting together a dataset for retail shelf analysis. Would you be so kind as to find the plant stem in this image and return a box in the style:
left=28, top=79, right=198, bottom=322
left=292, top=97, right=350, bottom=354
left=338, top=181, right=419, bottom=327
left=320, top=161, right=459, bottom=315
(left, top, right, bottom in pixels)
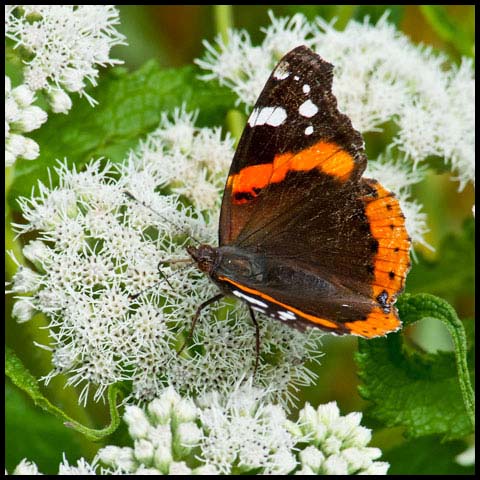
left=213, top=5, right=245, bottom=143
left=214, top=4, right=233, bottom=44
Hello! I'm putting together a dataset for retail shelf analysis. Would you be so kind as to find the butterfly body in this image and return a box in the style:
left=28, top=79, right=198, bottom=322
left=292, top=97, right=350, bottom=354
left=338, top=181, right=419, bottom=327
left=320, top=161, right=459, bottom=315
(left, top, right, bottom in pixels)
left=189, top=46, right=411, bottom=338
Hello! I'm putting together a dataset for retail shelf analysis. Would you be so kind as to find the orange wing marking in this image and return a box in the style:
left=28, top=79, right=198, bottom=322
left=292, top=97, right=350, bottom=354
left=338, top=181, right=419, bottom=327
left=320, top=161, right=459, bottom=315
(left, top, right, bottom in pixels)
left=363, top=180, right=411, bottom=304
left=344, top=307, right=401, bottom=338
left=230, top=140, right=355, bottom=204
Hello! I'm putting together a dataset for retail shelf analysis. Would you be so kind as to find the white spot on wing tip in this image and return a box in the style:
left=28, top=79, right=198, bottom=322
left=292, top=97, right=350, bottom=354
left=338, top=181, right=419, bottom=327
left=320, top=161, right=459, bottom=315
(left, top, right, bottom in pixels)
left=302, top=84, right=310, bottom=94
left=248, top=106, right=287, bottom=127
left=273, top=60, right=290, bottom=80
left=299, top=99, right=318, bottom=118
left=305, top=126, right=313, bottom=135
left=247, top=108, right=260, bottom=127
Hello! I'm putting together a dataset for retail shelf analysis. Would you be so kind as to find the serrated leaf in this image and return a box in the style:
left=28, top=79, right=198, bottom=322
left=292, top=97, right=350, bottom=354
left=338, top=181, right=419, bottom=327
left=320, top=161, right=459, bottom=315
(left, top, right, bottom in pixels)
left=5, top=346, right=123, bottom=441
left=9, top=61, right=236, bottom=210
left=384, top=435, right=475, bottom=475
left=356, top=294, right=474, bottom=441
left=406, top=219, right=475, bottom=302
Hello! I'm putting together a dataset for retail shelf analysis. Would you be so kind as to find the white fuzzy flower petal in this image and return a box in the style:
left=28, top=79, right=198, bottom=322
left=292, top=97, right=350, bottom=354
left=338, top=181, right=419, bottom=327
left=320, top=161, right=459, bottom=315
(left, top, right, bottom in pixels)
left=12, top=297, right=36, bottom=323
left=12, top=110, right=323, bottom=407
left=10, top=387, right=389, bottom=475
left=12, top=459, right=42, bottom=475
left=6, top=5, right=126, bottom=101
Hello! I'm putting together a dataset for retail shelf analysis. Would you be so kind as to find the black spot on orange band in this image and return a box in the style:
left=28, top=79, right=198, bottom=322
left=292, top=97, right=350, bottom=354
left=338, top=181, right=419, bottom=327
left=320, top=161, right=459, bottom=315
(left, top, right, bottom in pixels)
left=362, top=179, right=411, bottom=308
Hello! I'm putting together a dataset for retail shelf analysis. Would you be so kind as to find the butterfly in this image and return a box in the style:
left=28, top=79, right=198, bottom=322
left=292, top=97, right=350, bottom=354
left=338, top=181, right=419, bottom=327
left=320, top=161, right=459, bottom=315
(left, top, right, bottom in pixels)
left=186, top=45, right=411, bottom=343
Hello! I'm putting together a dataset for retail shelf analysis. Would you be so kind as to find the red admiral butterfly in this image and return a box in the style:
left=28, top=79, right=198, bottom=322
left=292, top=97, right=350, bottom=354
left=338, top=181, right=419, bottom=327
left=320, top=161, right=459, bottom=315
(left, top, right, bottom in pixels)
left=188, top=46, right=411, bottom=339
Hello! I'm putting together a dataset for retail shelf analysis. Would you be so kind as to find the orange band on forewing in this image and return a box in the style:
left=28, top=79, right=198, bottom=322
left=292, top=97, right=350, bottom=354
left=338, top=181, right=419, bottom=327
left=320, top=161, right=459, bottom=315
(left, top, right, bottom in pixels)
left=230, top=141, right=355, bottom=203
left=219, top=275, right=339, bottom=329
left=290, top=142, right=354, bottom=181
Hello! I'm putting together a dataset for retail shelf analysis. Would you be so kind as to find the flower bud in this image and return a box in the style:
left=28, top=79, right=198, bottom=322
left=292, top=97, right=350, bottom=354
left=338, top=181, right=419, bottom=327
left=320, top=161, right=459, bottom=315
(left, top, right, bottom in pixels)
left=12, top=298, right=36, bottom=323
left=48, top=89, right=72, bottom=114
left=11, top=84, right=35, bottom=107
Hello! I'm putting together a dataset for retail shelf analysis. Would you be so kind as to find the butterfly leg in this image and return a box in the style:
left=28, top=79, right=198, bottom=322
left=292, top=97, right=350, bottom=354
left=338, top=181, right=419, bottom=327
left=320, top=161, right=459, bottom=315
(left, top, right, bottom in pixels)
left=157, top=257, right=192, bottom=284
left=177, top=293, right=224, bottom=356
left=248, top=306, right=261, bottom=377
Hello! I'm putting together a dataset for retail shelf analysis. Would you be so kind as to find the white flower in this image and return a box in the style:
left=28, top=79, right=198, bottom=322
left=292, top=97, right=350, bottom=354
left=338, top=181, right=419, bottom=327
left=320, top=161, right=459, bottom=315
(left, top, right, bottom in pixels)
left=293, top=400, right=388, bottom=474
left=5, top=5, right=126, bottom=108
left=57, top=455, right=98, bottom=475
left=11, top=458, right=42, bottom=475
left=10, top=385, right=389, bottom=475
left=12, top=108, right=323, bottom=406
left=12, top=297, right=36, bottom=323
left=455, top=441, right=475, bottom=467
left=196, top=12, right=474, bottom=191
left=198, top=382, right=297, bottom=474
left=5, top=76, right=47, bottom=166
left=124, top=405, right=151, bottom=439
left=11, top=266, right=42, bottom=293
left=5, top=6, right=126, bottom=166
left=47, top=89, right=72, bottom=114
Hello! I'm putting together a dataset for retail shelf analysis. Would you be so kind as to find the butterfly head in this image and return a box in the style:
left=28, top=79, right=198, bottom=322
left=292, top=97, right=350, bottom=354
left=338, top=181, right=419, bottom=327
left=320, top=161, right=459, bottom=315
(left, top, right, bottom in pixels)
left=187, top=244, right=219, bottom=275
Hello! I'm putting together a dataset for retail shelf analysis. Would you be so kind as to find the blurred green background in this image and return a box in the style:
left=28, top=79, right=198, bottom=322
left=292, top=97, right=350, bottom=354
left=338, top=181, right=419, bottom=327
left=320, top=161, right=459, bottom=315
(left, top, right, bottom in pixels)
left=5, top=4, right=475, bottom=475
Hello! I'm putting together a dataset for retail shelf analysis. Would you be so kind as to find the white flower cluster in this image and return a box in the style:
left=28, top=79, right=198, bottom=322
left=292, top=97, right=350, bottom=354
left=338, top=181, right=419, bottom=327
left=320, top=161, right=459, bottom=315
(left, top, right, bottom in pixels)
left=10, top=457, right=98, bottom=475
left=11, top=109, right=323, bottom=406
left=293, top=401, right=389, bottom=475
left=5, top=5, right=126, bottom=165
left=5, top=76, right=47, bottom=167
left=9, top=385, right=389, bottom=475
left=196, top=12, right=475, bottom=191
left=5, top=5, right=125, bottom=107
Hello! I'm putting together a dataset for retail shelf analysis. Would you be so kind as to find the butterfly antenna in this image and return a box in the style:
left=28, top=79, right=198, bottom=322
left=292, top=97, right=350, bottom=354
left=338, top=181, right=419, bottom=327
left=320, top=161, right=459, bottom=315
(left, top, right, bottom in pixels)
left=129, top=259, right=194, bottom=300
left=123, top=190, right=201, bottom=245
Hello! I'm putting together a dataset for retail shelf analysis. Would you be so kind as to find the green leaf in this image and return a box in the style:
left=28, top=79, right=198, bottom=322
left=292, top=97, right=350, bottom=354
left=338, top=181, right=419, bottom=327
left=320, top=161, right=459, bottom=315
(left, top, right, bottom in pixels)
left=8, top=61, right=236, bottom=210
left=406, top=219, right=474, bottom=302
left=384, top=435, right=475, bottom=475
left=356, top=293, right=474, bottom=440
left=5, top=380, right=88, bottom=475
left=5, top=346, right=123, bottom=441
left=420, top=5, right=475, bottom=58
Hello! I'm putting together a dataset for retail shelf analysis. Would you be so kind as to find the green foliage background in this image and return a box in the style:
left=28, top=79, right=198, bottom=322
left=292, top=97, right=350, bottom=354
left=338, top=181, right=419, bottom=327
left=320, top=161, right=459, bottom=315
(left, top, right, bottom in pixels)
left=5, top=5, right=475, bottom=475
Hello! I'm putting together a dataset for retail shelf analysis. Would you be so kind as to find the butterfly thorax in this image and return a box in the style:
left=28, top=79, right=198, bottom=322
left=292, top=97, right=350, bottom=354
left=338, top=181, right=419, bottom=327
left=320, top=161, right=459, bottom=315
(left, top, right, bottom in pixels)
left=189, top=244, right=341, bottom=298
left=188, top=244, right=265, bottom=291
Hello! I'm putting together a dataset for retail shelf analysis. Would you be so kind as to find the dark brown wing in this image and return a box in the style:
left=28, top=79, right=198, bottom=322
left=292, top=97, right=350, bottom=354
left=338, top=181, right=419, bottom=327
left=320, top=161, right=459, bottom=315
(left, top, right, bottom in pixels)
left=217, top=46, right=410, bottom=337
left=219, top=45, right=366, bottom=246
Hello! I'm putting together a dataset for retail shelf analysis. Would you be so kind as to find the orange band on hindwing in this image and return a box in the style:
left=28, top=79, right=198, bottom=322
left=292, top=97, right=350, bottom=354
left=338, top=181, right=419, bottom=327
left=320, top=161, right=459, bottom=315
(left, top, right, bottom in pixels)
left=344, top=307, right=401, bottom=338
left=363, top=180, right=411, bottom=304
left=230, top=140, right=355, bottom=204
left=342, top=180, right=411, bottom=338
